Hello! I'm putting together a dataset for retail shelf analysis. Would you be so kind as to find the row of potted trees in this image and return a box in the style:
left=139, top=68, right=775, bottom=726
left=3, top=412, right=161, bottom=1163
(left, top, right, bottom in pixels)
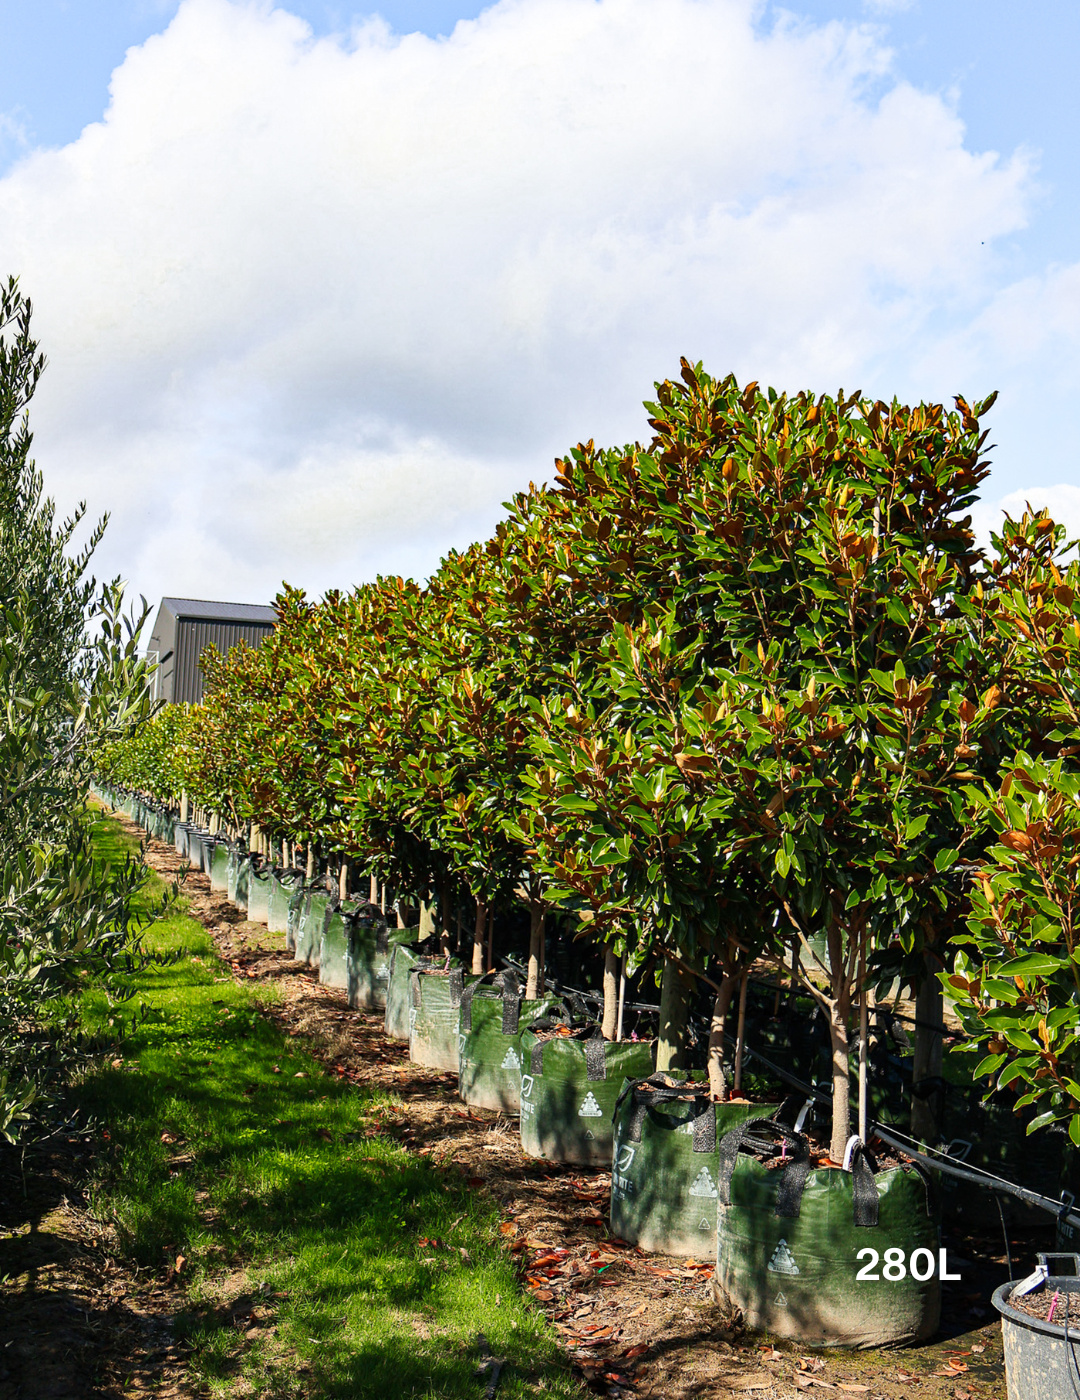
left=97, top=366, right=1080, bottom=1371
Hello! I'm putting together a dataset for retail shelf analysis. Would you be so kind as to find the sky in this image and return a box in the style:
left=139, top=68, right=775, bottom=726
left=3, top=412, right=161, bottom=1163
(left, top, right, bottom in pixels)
left=0, top=0, right=1077, bottom=607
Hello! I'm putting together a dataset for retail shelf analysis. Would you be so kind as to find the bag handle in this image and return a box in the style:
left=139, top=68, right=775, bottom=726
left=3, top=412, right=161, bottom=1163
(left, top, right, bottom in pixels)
left=717, top=1118, right=880, bottom=1225
left=615, top=1074, right=716, bottom=1152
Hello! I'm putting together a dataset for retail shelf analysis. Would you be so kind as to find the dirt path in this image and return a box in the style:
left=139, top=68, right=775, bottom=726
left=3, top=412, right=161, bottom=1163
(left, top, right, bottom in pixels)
left=1, top=815, right=1020, bottom=1399
left=136, top=825, right=1019, bottom=1400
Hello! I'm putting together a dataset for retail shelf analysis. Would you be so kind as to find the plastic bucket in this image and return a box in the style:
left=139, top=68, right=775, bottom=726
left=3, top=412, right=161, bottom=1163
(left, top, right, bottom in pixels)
left=994, top=1280, right=1080, bottom=1399
left=517, top=1031, right=655, bottom=1167
left=611, top=1078, right=774, bottom=1256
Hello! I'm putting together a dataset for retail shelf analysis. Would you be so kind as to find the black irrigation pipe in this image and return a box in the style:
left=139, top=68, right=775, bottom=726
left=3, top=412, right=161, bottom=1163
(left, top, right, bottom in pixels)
left=733, top=1033, right=1080, bottom=1236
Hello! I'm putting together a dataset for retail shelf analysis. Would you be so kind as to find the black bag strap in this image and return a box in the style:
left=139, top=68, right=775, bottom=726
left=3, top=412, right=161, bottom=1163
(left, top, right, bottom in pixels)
left=531, top=1037, right=545, bottom=1076
left=584, top=1032, right=607, bottom=1081
left=410, top=968, right=422, bottom=1009
left=616, top=1075, right=716, bottom=1152
left=449, top=968, right=464, bottom=1009
left=497, top=968, right=523, bottom=1035
left=716, top=1120, right=812, bottom=1218
left=849, top=1142, right=880, bottom=1228
left=460, top=970, right=499, bottom=1032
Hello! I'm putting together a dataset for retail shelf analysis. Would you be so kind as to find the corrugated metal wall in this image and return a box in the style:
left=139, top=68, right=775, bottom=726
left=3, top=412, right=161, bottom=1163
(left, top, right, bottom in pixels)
left=173, top=620, right=274, bottom=703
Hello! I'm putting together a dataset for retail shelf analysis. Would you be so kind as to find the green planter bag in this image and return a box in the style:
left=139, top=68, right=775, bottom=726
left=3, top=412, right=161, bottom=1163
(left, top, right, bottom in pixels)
left=295, top=890, right=332, bottom=966
left=715, top=1119, right=940, bottom=1347
left=610, top=1075, right=775, bottom=1257
left=348, top=922, right=417, bottom=1012
left=187, top=830, right=205, bottom=871
left=269, top=872, right=300, bottom=934
left=409, top=964, right=473, bottom=1072
left=518, top=1027, right=655, bottom=1167
left=210, top=842, right=230, bottom=894
left=319, top=904, right=353, bottom=991
left=458, top=972, right=559, bottom=1112
left=227, top=849, right=247, bottom=907
left=385, top=945, right=422, bottom=1040
left=246, top=865, right=271, bottom=925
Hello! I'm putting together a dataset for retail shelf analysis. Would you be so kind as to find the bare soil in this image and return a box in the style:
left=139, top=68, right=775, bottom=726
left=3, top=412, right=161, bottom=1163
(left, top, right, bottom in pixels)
left=1, top=816, right=1038, bottom=1398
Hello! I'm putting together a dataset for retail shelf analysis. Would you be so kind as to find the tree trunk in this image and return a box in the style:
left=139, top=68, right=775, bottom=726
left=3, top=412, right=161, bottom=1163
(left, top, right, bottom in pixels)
left=306, top=845, right=315, bottom=880
left=601, top=945, right=619, bottom=1040
left=828, top=1008, right=852, bottom=1163
left=419, top=900, right=436, bottom=940
left=825, top=917, right=854, bottom=1162
left=180, top=791, right=189, bottom=824
left=656, top=957, right=691, bottom=1072
left=733, top=972, right=749, bottom=1095
left=339, top=862, right=349, bottom=901
left=472, top=900, right=487, bottom=976
left=438, top=876, right=452, bottom=957
left=486, top=907, right=495, bottom=972
left=911, top=955, right=944, bottom=1142
left=527, top=901, right=545, bottom=999
left=707, top=977, right=738, bottom=1101
left=370, top=872, right=378, bottom=905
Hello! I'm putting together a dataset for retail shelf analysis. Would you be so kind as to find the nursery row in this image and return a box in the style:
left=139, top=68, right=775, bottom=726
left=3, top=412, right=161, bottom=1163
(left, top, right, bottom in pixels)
left=104, top=784, right=951, bottom=1353
left=98, top=368, right=1080, bottom=1192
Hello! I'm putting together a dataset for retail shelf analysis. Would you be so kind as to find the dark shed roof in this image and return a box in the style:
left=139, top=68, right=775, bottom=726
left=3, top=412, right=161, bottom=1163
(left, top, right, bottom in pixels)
left=148, top=597, right=278, bottom=704
left=158, top=597, right=278, bottom=625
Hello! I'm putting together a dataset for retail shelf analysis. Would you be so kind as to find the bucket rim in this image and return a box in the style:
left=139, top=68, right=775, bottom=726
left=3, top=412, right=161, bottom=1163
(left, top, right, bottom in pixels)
left=993, top=1280, right=1080, bottom=1343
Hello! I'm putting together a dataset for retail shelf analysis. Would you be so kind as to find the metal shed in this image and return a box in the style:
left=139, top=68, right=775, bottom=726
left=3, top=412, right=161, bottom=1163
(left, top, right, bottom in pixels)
left=147, top=597, right=278, bottom=704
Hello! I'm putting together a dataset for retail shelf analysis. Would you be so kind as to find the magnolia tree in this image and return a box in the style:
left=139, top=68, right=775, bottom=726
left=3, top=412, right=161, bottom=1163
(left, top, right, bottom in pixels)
left=947, top=509, right=1080, bottom=1144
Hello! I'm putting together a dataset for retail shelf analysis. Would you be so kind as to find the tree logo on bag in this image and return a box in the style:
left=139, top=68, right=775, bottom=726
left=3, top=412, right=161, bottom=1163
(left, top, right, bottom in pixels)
left=501, top=1047, right=521, bottom=1070
left=578, top=1092, right=602, bottom=1117
left=520, top=1075, right=534, bottom=1099
left=689, top=1167, right=718, bottom=1199
left=615, top=1145, right=636, bottom=1173
left=767, top=1240, right=800, bottom=1275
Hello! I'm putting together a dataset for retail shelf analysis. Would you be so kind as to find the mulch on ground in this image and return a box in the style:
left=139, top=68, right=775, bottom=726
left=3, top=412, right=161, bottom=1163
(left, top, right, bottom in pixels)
left=140, top=825, right=1023, bottom=1400
left=0, top=814, right=1026, bottom=1398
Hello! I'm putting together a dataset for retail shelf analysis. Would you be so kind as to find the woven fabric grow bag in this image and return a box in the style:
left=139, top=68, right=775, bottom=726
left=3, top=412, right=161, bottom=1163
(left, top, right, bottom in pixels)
left=209, top=841, right=230, bottom=894
left=518, top=1030, right=655, bottom=1167
left=610, top=1076, right=775, bottom=1256
left=715, top=1120, right=940, bottom=1347
left=319, top=903, right=361, bottom=991
left=458, top=973, right=559, bottom=1112
left=269, top=872, right=301, bottom=934
left=348, top=922, right=416, bottom=1011
left=246, top=865, right=271, bottom=924
left=409, top=964, right=474, bottom=1072
left=227, top=850, right=247, bottom=907
left=200, top=838, right=217, bottom=876
left=294, top=890, right=332, bottom=966
left=187, top=829, right=205, bottom=870
left=993, top=1278, right=1080, bottom=1399
left=174, top=823, right=190, bottom=857
left=385, top=944, right=427, bottom=1039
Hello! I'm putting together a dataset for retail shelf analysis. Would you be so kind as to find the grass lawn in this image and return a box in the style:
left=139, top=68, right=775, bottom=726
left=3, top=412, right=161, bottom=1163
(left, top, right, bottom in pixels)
left=79, top=811, right=584, bottom=1398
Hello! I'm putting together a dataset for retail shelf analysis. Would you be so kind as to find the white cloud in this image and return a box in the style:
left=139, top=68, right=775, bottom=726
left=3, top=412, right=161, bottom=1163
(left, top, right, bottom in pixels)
left=0, top=0, right=1040, bottom=605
